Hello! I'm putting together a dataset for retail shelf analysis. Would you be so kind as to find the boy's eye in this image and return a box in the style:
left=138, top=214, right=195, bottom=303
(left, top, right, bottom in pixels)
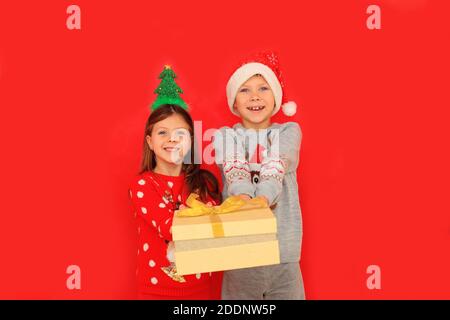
left=259, top=86, right=269, bottom=91
left=158, top=130, right=167, bottom=135
left=239, top=88, right=249, bottom=93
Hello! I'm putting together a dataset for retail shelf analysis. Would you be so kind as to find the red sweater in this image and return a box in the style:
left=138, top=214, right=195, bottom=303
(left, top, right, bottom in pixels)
left=129, top=171, right=215, bottom=297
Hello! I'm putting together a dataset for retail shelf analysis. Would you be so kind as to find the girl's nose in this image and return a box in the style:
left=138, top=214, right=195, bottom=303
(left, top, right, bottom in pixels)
left=168, top=135, right=179, bottom=142
left=168, top=132, right=180, bottom=142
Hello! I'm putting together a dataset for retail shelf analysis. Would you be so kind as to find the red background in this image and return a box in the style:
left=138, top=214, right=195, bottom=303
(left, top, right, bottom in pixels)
left=0, top=0, right=449, bottom=299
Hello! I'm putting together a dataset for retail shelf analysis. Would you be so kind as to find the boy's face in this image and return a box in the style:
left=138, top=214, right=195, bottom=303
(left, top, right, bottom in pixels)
left=233, top=75, right=275, bottom=129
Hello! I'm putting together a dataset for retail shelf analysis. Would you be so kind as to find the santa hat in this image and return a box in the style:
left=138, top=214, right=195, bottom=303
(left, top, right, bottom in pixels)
left=226, top=51, right=297, bottom=117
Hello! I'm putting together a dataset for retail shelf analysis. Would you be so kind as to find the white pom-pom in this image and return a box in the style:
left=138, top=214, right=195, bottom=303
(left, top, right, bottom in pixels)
left=282, top=101, right=297, bottom=116
left=166, top=241, right=175, bottom=263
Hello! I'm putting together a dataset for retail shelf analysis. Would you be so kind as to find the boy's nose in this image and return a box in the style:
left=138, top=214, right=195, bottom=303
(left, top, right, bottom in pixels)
left=250, top=93, right=261, bottom=101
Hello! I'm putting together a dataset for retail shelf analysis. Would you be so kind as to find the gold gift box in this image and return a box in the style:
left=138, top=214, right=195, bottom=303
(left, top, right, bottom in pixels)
left=172, top=195, right=280, bottom=276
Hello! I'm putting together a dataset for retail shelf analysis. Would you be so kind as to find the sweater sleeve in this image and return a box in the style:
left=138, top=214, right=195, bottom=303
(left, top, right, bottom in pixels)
left=129, top=180, right=174, bottom=242
left=256, top=122, right=302, bottom=205
left=213, top=127, right=255, bottom=197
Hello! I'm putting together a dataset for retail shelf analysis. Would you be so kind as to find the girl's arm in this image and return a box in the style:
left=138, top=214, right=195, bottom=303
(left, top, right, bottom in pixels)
left=256, top=122, right=302, bottom=206
left=129, top=182, right=174, bottom=241
left=213, top=127, right=255, bottom=198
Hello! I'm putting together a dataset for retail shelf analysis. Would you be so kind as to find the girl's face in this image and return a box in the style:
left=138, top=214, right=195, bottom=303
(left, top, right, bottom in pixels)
left=233, top=75, right=276, bottom=129
left=146, top=114, right=192, bottom=166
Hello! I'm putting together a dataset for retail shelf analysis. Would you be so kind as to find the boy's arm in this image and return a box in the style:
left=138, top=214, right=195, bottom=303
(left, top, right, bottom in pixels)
left=256, top=122, right=302, bottom=206
left=213, top=127, right=255, bottom=198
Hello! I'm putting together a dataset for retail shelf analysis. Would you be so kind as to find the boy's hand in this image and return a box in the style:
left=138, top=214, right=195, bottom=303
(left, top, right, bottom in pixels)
left=256, top=196, right=270, bottom=207
left=237, top=194, right=252, bottom=201
left=238, top=194, right=270, bottom=207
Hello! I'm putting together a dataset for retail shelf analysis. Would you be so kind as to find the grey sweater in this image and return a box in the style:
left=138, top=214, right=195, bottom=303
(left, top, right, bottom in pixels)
left=213, top=122, right=303, bottom=263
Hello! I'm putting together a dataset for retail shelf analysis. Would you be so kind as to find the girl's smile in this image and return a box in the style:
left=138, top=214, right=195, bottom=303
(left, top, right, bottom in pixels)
left=163, top=145, right=181, bottom=152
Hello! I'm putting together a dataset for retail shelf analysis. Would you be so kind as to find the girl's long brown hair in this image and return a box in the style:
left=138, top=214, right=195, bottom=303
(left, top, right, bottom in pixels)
left=140, top=104, right=222, bottom=204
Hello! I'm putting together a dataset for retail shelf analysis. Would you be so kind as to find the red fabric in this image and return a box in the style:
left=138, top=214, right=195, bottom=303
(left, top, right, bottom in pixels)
left=129, top=171, right=216, bottom=297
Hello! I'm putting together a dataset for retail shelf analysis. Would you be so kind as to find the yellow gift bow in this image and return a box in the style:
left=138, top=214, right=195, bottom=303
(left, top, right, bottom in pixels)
left=175, top=193, right=269, bottom=238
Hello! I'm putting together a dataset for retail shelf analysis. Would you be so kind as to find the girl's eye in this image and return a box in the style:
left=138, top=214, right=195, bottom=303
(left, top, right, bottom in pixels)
left=176, top=129, right=188, bottom=136
left=259, top=86, right=269, bottom=91
left=239, top=88, right=249, bottom=93
left=158, top=131, right=167, bottom=135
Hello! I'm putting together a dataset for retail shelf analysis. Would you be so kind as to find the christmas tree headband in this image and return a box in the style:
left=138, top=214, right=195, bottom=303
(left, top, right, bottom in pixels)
left=151, top=65, right=188, bottom=112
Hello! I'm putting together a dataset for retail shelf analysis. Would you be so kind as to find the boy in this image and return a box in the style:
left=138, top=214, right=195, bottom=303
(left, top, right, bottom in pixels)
left=213, top=52, right=305, bottom=300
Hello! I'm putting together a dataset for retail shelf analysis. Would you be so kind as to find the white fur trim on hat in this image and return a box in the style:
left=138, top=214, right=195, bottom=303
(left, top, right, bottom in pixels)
left=226, top=62, right=283, bottom=116
left=282, top=101, right=297, bottom=116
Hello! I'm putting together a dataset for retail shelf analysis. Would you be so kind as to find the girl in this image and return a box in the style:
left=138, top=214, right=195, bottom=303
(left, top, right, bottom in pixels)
left=129, top=104, right=222, bottom=300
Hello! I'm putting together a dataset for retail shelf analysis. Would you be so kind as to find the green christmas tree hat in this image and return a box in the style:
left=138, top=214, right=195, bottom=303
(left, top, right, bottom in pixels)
left=151, top=65, right=188, bottom=111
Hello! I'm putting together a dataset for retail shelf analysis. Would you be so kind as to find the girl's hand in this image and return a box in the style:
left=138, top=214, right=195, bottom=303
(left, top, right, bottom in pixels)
left=178, top=204, right=186, bottom=210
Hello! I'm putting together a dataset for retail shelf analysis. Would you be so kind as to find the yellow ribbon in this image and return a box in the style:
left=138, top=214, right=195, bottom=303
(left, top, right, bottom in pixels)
left=176, top=193, right=268, bottom=217
left=176, top=193, right=268, bottom=238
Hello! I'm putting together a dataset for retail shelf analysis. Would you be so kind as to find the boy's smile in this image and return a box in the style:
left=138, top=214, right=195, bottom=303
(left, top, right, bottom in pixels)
left=247, top=105, right=266, bottom=112
left=233, top=75, right=275, bottom=129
